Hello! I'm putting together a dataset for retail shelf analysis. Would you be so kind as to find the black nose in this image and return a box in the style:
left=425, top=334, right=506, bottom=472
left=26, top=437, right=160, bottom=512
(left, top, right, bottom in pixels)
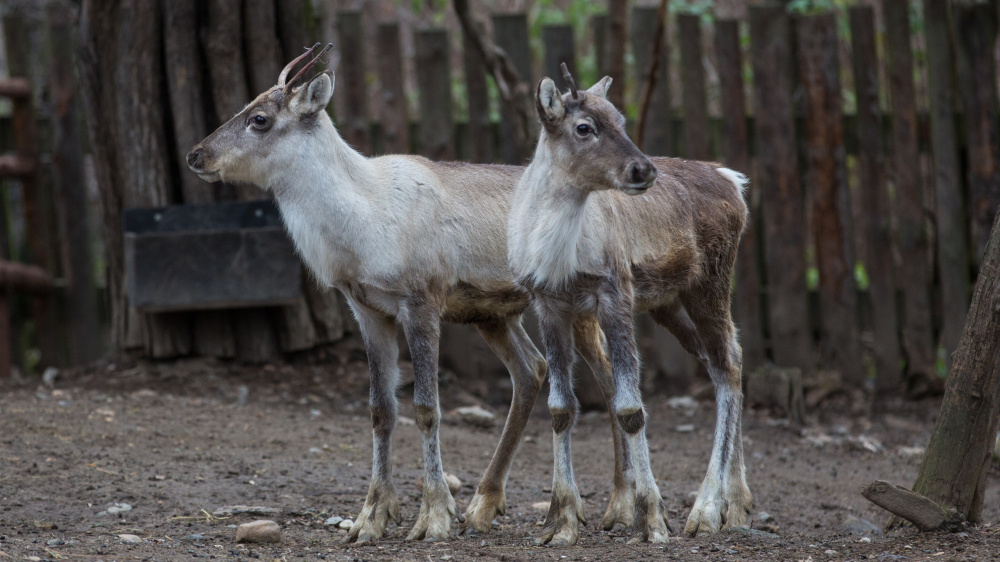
left=187, top=148, right=203, bottom=169
left=628, top=161, right=657, bottom=185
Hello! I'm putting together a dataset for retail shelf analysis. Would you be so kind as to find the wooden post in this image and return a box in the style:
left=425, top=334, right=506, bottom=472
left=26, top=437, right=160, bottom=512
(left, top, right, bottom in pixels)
left=850, top=5, right=901, bottom=391
left=593, top=14, right=608, bottom=77
left=415, top=29, right=454, bottom=162
left=376, top=23, right=409, bottom=156
left=924, top=0, right=970, bottom=368
left=542, top=25, right=576, bottom=90
left=336, top=11, right=371, bottom=156
left=276, top=0, right=310, bottom=62
left=243, top=0, right=285, bottom=96
left=749, top=6, right=812, bottom=373
left=630, top=6, right=671, bottom=156
left=716, top=18, right=763, bottom=370
left=677, top=13, right=710, bottom=160
left=492, top=14, right=532, bottom=164
left=48, top=4, right=105, bottom=366
left=883, top=0, right=935, bottom=384
left=954, top=3, right=1000, bottom=269
left=463, top=24, right=492, bottom=163
left=798, top=13, right=861, bottom=384
left=605, top=0, right=627, bottom=110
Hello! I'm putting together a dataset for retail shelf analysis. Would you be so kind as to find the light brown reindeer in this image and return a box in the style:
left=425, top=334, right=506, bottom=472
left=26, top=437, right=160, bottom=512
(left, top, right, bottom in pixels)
left=187, top=45, right=639, bottom=542
left=508, top=66, right=753, bottom=544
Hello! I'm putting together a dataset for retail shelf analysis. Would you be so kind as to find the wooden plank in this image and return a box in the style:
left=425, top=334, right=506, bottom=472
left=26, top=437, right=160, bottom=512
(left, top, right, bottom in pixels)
left=592, top=14, right=608, bottom=77
left=492, top=14, right=531, bottom=163
left=631, top=6, right=672, bottom=156
left=883, top=0, right=935, bottom=382
left=47, top=3, right=105, bottom=366
left=415, top=29, right=454, bottom=162
left=605, top=0, right=627, bottom=109
left=276, top=0, right=310, bottom=62
left=243, top=0, right=285, bottom=95
left=850, top=5, right=901, bottom=391
left=543, top=25, right=576, bottom=86
left=463, top=25, right=492, bottom=163
left=336, top=11, right=371, bottom=156
left=0, top=78, right=31, bottom=98
left=716, top=17, right=763, bottom=370
left=798, top=13, right=861, bottom=384
left=678, top=13, right=709, bottom=160
left=954, top=3, right=1000, bottom=268
left=375, top=23, right=409, bottom=156
left=749, top=6, right=812, bottom=372
left=924, top=0, right=970, bottom=368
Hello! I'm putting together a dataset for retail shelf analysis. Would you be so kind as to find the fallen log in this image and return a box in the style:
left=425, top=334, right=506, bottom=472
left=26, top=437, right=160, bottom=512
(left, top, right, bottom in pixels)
left=861, top=480, right=947, bottom=531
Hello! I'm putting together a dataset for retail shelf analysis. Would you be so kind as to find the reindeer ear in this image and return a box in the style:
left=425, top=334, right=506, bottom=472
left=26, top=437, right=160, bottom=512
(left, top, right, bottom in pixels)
left=535, top=78, right=564, bottom=123
left=291, top=70, right=334, bottom=116
left=587, top=76, right=613, bottom=99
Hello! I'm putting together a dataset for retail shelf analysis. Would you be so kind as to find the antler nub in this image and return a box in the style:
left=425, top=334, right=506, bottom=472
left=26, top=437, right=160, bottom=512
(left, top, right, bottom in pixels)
left=560, top=62, right=579, bottom=99
left=279, top=42, right=321, bottom=87
left=283, top=43, right=334, bottom=94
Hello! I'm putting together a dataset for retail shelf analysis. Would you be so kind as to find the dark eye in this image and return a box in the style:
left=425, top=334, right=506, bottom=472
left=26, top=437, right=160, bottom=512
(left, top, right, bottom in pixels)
left=576, top=123, right=592, bottom=136
left=250, top=115, right=269, bottom=129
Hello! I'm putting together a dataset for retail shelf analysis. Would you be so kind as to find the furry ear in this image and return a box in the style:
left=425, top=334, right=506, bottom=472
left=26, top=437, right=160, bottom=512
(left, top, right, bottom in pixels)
left=587, top=76, right=613, bottom=99
left=290, top=70, right=334, bottom=116
left=535, top=77, right=565, bottom=123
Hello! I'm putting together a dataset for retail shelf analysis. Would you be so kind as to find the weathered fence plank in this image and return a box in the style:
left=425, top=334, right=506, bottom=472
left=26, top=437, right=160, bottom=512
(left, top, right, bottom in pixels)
left=605, top=0, right=627, bottom=109
left=749, top=6, right=812, bottom=372
left=493, top=14, right=532, bottom=164
left=542, top=25, right=576, bottom=86
left=883, top=0, right=935, bottom=384
left=631, top=6, right=671, bottom=156
left=924, top=0, right=969, bottom=369
left=376, top=23, right=409, bottom=156
left=336, top=12, right=371, bottom=156
left=850, top=5, right=901, bottom=391
left=463, top=28, right=492, bottom=164
left=716, top=17, right=763, bottom=370
left=954, top=3, right=1000, bottom=268
left=678, top=13, right=709, bottom=160
left=415, top=29, right=454, bottom=162
left=592, top=14, right=608, bottom=77
left=243, top=0, right=284, bottom=95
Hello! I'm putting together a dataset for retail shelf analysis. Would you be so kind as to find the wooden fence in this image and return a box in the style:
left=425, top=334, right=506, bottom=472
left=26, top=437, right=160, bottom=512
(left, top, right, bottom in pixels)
left=333, top=2, right=997, bottom=395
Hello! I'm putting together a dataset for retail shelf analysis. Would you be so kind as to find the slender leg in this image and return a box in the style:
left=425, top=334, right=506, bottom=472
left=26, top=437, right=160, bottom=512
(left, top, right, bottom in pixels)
left=345, top=301, right=402, bottom=543
left=667, top=293, right=752, bottom=536
left=573, top=316, right=635, bottom=530
left=597, top=281, right=669, bottom=544
left=463, top=316, right=546, bottom=533
left=399, top=297, right=455, bottom=541
left=534, top=299, right=586, bottom=546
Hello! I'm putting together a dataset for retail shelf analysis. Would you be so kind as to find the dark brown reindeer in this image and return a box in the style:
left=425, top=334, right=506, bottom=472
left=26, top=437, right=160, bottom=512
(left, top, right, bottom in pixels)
left=508, top=65, right=753, bottom=544
left=187, top=45, right=638, bottom=543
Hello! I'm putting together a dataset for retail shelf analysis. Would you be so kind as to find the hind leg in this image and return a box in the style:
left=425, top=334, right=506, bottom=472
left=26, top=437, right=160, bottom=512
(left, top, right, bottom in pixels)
left=573, top=316, right=634, bottom=531
left=462, top=317, right=546, bottom=534
left=652, top=298, right=752, bottom=536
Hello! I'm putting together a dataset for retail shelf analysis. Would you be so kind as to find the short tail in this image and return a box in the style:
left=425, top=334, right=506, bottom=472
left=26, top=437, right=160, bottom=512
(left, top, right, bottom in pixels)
left=715, top=167, right=749, bottom=197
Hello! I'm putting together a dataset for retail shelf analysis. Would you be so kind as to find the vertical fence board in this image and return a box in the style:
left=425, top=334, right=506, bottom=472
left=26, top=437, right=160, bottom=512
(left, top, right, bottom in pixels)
left=883, top=0, right=935, bottom=382
left=716, top=18, right=763, bottom=370
left=605, top=0, right=627, bottom=109
left=850, top=5, right=901, bottom=390
left=678, top=13, right=710, bottom=160
left=493, top=14, right=532, bottom=164
left=336, top=12, right=371, bottom=155
left=463, top=29, right=492, bottom=163
left=631, top=6, right=672, bottom=156
left=593, top=14, right=608, bottom=77
left=415, top=29, right=454, bottom=162
left=924, top=0, right=970, bottom=368
left=542, top=25, right=576, bottom=85
left=749, top=6, right=812, bottom=372
left=954, top=3, right=1000, bottom=267
left=376, top=23, right=409, bottom=156
left=243, top=0, right=284, bottom=95
left=798, top=13, right=861, bottom=384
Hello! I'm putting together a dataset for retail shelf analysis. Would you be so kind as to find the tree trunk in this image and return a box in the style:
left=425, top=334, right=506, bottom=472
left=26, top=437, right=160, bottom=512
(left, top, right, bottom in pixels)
left=910, top=210, right=1000, bottom=523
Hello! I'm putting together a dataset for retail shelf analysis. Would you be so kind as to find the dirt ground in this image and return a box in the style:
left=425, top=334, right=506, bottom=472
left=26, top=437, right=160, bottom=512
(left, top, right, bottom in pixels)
left=2, top=344, right=999, bottom=561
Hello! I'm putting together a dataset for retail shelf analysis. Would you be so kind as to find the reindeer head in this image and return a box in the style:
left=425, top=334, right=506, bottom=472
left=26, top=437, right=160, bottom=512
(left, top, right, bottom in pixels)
left=534, top=64, right=657, bottom=195
left=187, top=43, right=335, bottom=188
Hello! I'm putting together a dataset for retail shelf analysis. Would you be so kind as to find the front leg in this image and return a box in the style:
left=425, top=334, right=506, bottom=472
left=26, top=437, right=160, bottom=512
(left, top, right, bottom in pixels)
left=534, top=299, right=586, bottom=546
left=345, top=302, right=402, bottom=543
left=399, top=297, right=455, bottom=542
left=597, top=281, right=670, bottom=544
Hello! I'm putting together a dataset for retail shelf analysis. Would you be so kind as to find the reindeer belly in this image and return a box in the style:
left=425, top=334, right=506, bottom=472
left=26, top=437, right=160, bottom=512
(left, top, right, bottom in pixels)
left=442, top=282, right=530, bottom=324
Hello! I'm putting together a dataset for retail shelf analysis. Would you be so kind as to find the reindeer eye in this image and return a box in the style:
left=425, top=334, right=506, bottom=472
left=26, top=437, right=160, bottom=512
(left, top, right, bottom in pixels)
left=250, top=115, right=269, bottom=129
left=576, top=123, right=592, bottom=136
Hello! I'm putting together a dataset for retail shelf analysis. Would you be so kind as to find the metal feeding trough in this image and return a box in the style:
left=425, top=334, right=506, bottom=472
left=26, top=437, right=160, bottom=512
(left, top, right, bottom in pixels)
left=124, top=200, right=301, bottom=312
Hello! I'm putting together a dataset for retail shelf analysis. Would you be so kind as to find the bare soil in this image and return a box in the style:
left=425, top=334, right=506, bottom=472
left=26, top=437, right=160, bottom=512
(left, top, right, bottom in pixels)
left=2, top=345, right=999, bottom=561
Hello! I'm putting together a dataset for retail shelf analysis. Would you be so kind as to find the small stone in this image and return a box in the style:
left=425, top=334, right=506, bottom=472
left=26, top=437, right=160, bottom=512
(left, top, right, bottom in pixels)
left=118, top=534, right=142, bottom=545
left=858, top=537, right=872, bottom=543
left=182, top=534, right=206, bottom=541
left=337, top=519, right=353, bottom=530
left=683, top=491, right=699, bottom=508
left=897, top=446, right=926, bottom=457
left=455, top=405, right=496, bottom=428
left=441, top=556, right=454, bottom=561
left=757, top=511, right=774, bottom=523
left=236, top=520, right=281, bottom=544
left=842, top=515, right=882, bottom=536
left=825, top=549, right=837, bottom=557
left=42, top=367, right=59, bottom=387
left=667, top=396, right=698, bottom=416
left=236, top=385, right=249, bottom=405
left=675, top=424, right=695, bottom=433
left=105, top=502, right=132, bottom=515
left=531, top=501, right=551, bottom=511
left=46, top=539, right=65, bottom=546
left=324, top=516, right=344, bottom=526
left=25, top=557, right=41, bottom=562
left=398, top=416, right=416, bottom=426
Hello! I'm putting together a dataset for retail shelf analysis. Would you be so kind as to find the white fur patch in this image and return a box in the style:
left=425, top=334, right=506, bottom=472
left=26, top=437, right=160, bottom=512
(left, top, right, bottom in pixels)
left=715, top=167, right=749, bottom=196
